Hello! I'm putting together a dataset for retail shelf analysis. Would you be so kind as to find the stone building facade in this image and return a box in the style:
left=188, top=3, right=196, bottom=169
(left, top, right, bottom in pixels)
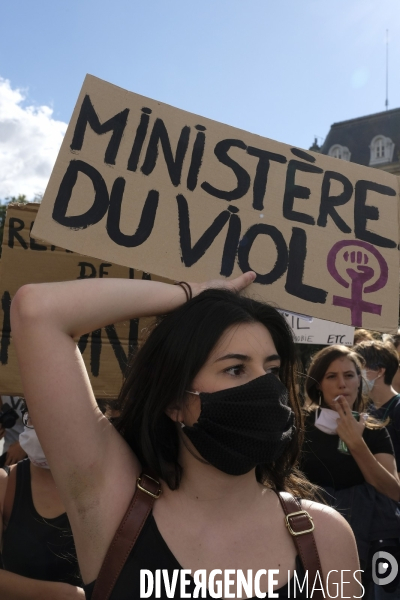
left=313, top=107, right=400, bottom=175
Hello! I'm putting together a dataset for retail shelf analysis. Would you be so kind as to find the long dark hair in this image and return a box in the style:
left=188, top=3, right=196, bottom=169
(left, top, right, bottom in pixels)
left=116, top=289, right=315, bottom=497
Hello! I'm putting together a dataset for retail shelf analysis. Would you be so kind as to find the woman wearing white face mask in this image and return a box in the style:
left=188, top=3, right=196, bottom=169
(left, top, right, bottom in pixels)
left=0, top=411, right=84, bottom=599
left=354, top=340, right=400, bottom=479
left=300, top=345, right=400, bottom=596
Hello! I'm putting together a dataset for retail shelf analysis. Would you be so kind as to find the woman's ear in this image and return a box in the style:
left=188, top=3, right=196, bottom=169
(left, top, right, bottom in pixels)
left=164, top=404, right=184, bottom=423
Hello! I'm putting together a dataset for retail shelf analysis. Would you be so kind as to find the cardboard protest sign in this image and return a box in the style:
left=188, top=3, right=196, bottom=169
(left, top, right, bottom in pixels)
left=280, top=312, right=354, bottom=346
left=0, top=203, right=170, bottom=397
left=32, top=75, right=400, bottom=331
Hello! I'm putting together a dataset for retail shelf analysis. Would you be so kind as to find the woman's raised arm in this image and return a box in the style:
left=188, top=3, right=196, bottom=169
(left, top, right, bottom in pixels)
left=10, top=273, right=255, bottom=582
left=335, top=396, right=400, bottom=501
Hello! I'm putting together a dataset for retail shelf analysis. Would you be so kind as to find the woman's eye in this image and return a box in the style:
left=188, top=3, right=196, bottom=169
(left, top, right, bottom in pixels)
left=225, top=365, right=245, bottom=376
left=266, top=366, right=280, bottom=377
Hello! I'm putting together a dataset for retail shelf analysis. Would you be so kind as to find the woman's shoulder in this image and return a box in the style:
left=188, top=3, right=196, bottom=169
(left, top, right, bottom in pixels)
left=300, top=499, right=358, bottom=558
left=301, top=498, right=351, bottom=528
left=302, top=409, right=323, bottom=441
left=363, top=422, right=394, bottom=453
left=298, top=499, right=361, bottom=596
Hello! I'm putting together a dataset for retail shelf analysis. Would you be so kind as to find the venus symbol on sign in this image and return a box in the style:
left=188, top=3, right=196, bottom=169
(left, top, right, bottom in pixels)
left=327, top=240, right=388, bottom=327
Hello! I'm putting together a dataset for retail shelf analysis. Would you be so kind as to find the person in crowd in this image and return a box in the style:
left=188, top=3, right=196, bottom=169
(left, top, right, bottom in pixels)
left=301, top=344, right=400, bottom=597
left=353, top=328, right=375, bottom=345
left=354, top=341, right=400, bottom=475
left=10, top=274, right=361, bottom=599
left=383, top=332, right=400, bottom=394
left=0, top=409, right=84, bottom=599
left=354, top=340, right=400, bottom=598
left=0, top=397, right=27, bottom=467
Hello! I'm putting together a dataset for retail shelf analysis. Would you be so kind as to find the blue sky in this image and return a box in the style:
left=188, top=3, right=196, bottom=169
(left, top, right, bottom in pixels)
left=1, top=0, right=399, bottom=197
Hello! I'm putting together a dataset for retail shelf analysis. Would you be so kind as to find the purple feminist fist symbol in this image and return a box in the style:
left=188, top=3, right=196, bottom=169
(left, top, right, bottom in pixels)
left=327, top=240, right=388, bottom=327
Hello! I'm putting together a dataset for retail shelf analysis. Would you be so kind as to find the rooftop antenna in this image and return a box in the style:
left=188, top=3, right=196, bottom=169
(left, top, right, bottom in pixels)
left=385, top=29, right=389, bottom=111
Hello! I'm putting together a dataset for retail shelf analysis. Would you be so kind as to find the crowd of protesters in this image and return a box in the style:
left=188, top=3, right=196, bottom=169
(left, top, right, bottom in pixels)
left=1, top=273, right=400, bottom=599
left=301, top=332, right=400, bottom=599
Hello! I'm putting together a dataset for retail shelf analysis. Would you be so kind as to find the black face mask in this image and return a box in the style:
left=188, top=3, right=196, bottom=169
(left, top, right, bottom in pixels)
left=182, top=373, right=294, bottom=475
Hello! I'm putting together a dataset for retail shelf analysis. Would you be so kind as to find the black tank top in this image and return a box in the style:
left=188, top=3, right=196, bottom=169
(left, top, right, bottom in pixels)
left=2, top=458, right=81, bottom=585
left=83, top=513, right=307, bottom=599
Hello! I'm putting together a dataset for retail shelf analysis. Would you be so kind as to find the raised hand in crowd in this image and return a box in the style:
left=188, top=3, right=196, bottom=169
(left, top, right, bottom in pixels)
left=334, top=395, right=367, bottom=447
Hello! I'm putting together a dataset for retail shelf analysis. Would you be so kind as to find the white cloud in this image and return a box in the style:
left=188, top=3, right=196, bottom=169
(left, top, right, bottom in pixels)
left=0, top=78, right=67, bottom=199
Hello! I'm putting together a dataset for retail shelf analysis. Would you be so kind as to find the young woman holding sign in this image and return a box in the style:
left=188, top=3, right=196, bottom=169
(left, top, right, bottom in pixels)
left=10, top=273, right=361, bottom=599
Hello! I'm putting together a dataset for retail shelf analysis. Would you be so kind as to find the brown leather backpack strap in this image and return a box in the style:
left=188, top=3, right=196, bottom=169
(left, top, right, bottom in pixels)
left=276, top=491, right=325, bottom=600
left=2, top=463, right=17, bottom=530
left=92, top=472, right=161, bottom=600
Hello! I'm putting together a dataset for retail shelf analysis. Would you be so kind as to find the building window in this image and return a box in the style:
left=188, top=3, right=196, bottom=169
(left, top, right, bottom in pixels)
left=369, top=135, right=395, bottom=165
left=328, top=145, right=351, bottom=161
left=376, top=137, right=385, bottom=158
